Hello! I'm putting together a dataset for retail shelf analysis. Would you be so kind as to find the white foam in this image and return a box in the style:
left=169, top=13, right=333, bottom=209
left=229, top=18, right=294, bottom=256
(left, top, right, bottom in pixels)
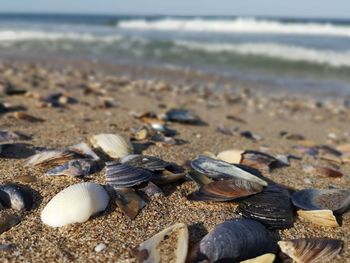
left=118, top=18, right=350, bottom=37
left=175, top=41, right=350, bottom=67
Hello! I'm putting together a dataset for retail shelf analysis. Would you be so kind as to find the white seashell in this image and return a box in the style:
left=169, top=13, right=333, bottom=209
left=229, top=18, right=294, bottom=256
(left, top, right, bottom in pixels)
left=41, top=183, right=109, bottom=227
left=70, top=142, right=100, bottom=161
left=94, top=243, right=107, bottom=252
left=26, top=150, right=81, bottom=167
left=217, top=149, right=244, bottom=164
left=90, top=133, right=133, bottom=159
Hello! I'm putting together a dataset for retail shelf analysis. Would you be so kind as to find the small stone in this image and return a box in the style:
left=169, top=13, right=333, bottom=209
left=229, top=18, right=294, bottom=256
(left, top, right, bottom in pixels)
left=94, top=243, right=106, bottom=253
left=304, top=178, right=312, bottom=184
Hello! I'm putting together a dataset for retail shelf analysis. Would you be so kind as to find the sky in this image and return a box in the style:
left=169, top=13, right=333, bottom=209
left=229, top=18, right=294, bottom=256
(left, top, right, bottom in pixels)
left=0, top=0, right=349, bottom=18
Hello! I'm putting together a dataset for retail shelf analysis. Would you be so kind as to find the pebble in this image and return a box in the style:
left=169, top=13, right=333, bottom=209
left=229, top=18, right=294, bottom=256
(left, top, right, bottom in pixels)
left=94, top=243, right=106, bottom=253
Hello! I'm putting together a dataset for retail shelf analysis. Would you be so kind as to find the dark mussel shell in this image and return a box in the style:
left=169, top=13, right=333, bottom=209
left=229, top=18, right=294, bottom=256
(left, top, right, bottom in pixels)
left=291, top=188, right=350, bottom=215
left=106, top=162, right=154, bottom=188
left=0, top=184, right=33, bottom=211
left=165, top=108, right=205, bottom=125
left=278, top=238, right=343, bottom=263
left=237, top=185, right=294, bottom=229
left=121, top=154, right=171, bottom=172
left=240, top=150, right=283, bottom=173
left=113, top=187, right=146, bottom=219
left=46, top=159, right=94, bottom=177
left=191, top=155, right=268, bottom=186
left=187, top=219, right=277, bottom=263
left=187, top=178, right=263, bottom=202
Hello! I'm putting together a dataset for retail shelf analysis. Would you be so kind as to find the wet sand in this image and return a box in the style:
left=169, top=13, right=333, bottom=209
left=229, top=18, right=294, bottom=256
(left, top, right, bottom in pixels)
left=0, top=59, right=349, bottom=262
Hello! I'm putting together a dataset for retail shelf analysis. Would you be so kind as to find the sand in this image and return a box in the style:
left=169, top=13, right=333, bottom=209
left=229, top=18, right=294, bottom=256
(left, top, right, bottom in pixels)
left=0, top=59, right=349, bottom=262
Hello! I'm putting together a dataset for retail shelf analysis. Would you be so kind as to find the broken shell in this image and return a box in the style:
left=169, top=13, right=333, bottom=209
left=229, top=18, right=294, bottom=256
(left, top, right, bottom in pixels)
left=69, top=142, right=100, bottom=161
left=41, top=183, right=109, bottom=227
left=188, top=219, right=277, bottom=262
left=26, top=149, right=84, bottom=167
left=216, top=149, right=244, bottom=164
left=106, top=162, right=153, bottom=188
left=0, top=213, right=20, bottom=234
left=90, top=133, right=133, bottom=159
left=297, top=210, right=339, bottom=227
left=45, top=159, right=93, bottom=177
left=191, top=155, right=268, bottom=186
left=291, top=189, right=350, bottom=214
left=0, top=130, right=29, bottom=141
left=278, top=238, right=343, bottom=263
left=237, top=186, right=294, bottom=229
left=140, top=182, right=164, bottom=197
left=165, top=108, right=204, bottom=125
left=187, top=178, right=263, bottom=202
left=14, top=111, right=43, bottom=122
left=114, top=187, right=146, bottom=219
left=303, top=165, right=343, bottom=178
left=240, top=150, right=281, bottom=173
left=121, top=155, right=170, bottom=171
left=0, top=184, right=33, bottom=211
left=131, top=223, right=188, bottom=263
left=240, top=253, right=276, bottom=263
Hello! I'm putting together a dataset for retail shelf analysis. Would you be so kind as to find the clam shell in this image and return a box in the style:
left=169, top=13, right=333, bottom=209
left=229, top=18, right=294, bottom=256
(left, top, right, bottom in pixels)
left=131, top=223, right=188, bottom=263
left=45, top=159, right=93, bottom=177
left=291, top=189, right=350, bottom=214
left=216, top=149, right=244, bottom=164
left=237, top=186, right=294, bottom=229
left=278, top=238, right=343, bottom=263
left=114, top=187, right=146, bottom=219
left=26, top=149, right=84, bottom=167
left=0, top=184, right=33, bottom=211
left=90, top=133, right=133, bottom=159
left=240, top=253, right=276, bottom=263
left=188, top=219, right=277, bottom=262
left=106, top=162, right=154, bottom=188
left=41, top=183, right=109, bottom=227
left=191, top=155, right=268, bottom=186
left=297, top=210, right=339, bottom=227
left=187, top=178, right=263, bottom=202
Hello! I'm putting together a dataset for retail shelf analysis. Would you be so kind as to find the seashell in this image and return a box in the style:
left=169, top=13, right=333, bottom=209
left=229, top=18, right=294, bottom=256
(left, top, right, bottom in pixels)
left=150, top=123, right=176, bottom=136
left=14, top=111, right=44, bottom=122
left=106, top=162, right=154, bottom=188
left=240, top=150, right=281, bottom=173
left=187, top=178, right=263, bottom=202
left=0, top=213, right=20, bottom=234
left=240, top=130, right=262, bottom=141
left=303, top=165, right=343, bottom=178
left=152, top=164, right=187, bottom=185
left=114, top=187, right=146, bottom=219
left=131, top=127, right=151, bottom=141
left=187, top=170, right=214, bottom=186
left=278, top=238, right=343, bottom=263
left=45, top=159, right=93, bottom=177
left=149, top=133, right=178, bottom=147
left=291, top=188, right=350, bottom=214
left=0, top=130, right=29, bottom=141
left=26, top=149, right=85, bottom=167
left=297, top=209, right=339, bottom=227
left=0, top=184, right=33, bottom=211
left=121, top=155, right=170, bottom=171
left=165, top=108, right=204, bottom=125
left=237, top=185, right=294, bottom=229
left=69, top=142, right=100, bottom=161
left=240, top=253, right=276, bottom=263
left=187, top=219, right=277, bottom=262
left=131, top=223, right=188, bottom=263
left=191, top=155, right=268, bottom=186
left=41, top=183, right=109, bottom=227
left=216, top=149, right=243, bottom=164
left=90, top=133, right=133, bottom=159
left=130, top=111, right=164, bottom=125
left=140, top=182, right=164, bottom=197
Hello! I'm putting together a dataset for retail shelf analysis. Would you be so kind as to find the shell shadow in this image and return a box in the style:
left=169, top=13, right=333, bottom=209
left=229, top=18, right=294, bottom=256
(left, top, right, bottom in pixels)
left=188, top=222, right=208, bottom=248
left=0, top=143, right=36, bottom=159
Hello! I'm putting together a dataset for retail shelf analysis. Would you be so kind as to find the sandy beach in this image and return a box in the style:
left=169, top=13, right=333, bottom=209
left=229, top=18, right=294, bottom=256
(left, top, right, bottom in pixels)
left=0, top=58, right=349, bottom=262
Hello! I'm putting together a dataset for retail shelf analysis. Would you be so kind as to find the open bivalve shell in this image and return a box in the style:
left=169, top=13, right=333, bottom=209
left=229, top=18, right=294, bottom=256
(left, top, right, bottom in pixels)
left=278, top=238, right=343, bottom=263
left=90, top=133, right=133, bottom=159
left=291, top=189, right=350, bottom=215
left=41, top=183, right=109, bottom=227
left=187, top=219, right=277, bottom=262
left=187, top=178, right=264, bottom=202
left=297, top=209, right=339, bottom=227
left=131, top=223, right=188, bottom=263
left=191, top=155, right=268, bottom=187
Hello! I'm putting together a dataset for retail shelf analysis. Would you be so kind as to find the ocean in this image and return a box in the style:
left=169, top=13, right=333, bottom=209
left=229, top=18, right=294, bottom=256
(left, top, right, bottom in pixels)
left=0, top=13, right=350, bottom=95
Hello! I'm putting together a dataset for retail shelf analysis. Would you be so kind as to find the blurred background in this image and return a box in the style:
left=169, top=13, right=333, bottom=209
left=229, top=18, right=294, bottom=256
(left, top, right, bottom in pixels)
left=0, top=0, right=349, bottom=95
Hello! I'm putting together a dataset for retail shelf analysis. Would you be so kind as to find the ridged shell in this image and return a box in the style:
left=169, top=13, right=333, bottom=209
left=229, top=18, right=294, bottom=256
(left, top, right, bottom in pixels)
left=121, top=154, right=170, bottom=171
left=106, top=162, right=153, bottom=188
left=132, top=223, right=188, bottom=263
left=41, top=183, right=109, bottom=227
left=26, top=150, right=84, bottom=167
left=0, top=184, right=33, bottom=211
left=187, top=178, right=263, bottom=202
left=90, top=133, right=133, bottom=159
left=187, top=219, right=277, bottom=262
left=191, top=155, right=268, bottom=186
left=297, top=209, right=339, bottom=227
left=291, top=189, right=350, bottom=214
left=237, top=186, right=294, bottom=229
left=278, top=238, right=343, bottom=263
